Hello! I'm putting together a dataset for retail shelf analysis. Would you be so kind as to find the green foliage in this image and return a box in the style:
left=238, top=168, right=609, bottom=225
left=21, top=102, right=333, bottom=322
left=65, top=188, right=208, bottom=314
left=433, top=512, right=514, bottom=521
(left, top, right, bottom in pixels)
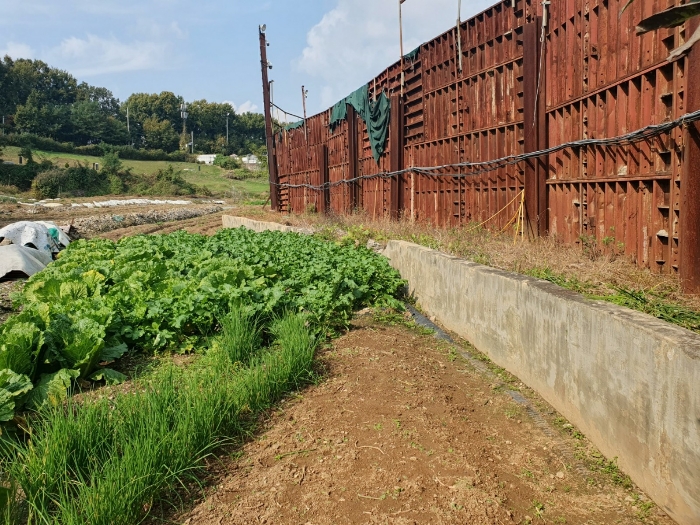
left=3, top=311, right=316, bottom=524
left=213, top=154, right=241, bottom=170
left=142, top=117, right=180, bottom=152
left=0, top=228, right=404, bottom=424
left=527, top=267, right=700, bottom=333
left=127, top=164, right=201, bottom=196
left=0, top=370, right=33, bottom=422
left=32, top=165, right=108, bottom=198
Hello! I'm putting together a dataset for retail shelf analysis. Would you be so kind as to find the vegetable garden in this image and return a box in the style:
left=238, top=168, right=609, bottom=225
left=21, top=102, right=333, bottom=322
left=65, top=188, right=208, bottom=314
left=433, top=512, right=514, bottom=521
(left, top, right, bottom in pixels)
left=0, top=228, right=405, bottom=524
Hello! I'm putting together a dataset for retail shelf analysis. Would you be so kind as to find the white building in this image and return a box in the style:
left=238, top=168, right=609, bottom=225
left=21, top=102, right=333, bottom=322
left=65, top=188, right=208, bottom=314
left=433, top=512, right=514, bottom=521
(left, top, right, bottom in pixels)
left=196, top=154, right=217, bottom=165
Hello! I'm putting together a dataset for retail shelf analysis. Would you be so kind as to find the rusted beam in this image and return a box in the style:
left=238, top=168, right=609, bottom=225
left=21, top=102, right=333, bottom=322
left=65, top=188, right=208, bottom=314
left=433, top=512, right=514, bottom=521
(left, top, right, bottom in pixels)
left=390, top=94, right=404, bottom=219
left=680, top=18, right=700, bottom=293
left=523, top=17, right=547, bottom=237
left=319, top=144, right=330, bottom=214
left=259, top=27, right=279, bottom=211
left=347, top=105, right=360, bottom=211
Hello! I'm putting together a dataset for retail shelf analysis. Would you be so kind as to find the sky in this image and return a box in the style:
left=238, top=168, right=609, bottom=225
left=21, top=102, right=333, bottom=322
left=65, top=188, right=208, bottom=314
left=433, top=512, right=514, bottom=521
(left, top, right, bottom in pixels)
left=0, top=0, right=496, bottom=118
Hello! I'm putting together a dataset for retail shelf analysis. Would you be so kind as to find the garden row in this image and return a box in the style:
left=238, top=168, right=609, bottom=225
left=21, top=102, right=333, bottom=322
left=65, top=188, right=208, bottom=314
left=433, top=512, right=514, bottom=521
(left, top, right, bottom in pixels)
left=0, top=227, right=405, bottom=523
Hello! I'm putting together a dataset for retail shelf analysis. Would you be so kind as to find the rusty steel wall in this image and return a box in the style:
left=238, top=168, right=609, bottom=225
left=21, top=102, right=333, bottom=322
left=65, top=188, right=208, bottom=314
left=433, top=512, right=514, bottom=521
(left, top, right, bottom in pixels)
left=272, top=0, right=697, bottom=278
left=545, top=0, right=689, bottom=274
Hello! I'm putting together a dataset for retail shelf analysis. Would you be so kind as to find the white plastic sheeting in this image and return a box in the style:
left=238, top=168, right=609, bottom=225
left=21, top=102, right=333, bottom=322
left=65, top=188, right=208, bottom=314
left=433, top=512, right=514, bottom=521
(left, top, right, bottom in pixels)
left=0, top=221, right=70, bottom=280
left=0, top=245, right=54, bottom=279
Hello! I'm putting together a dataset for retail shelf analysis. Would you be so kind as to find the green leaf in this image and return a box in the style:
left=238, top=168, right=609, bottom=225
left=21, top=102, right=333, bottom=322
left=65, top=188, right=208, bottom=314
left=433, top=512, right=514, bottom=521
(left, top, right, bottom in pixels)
left=89, top=368, right=127, bottom=385
left=0, top=321, right=44, bottom=377
left=26, top=369, right=79, bottom=410
left=100, top=343, right=128, bottom=363
left=0, top=369, right=34, bottom=421
left=60, top=281, right=88, bottom=301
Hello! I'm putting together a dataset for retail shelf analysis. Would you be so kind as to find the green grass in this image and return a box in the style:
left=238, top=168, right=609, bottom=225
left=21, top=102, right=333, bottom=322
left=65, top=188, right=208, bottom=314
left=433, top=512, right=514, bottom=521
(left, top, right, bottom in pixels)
left=526, top=268, right=700, bottom=334
left=1, top=310, right=316, bottom=525
left=1, top=146, right=270, bottom=199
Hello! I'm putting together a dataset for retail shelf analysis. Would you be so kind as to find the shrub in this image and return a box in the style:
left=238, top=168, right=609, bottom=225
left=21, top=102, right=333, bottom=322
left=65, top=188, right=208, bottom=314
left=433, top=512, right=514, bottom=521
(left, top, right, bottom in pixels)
left=213, top=154, right=241, bottom=170
left=32, top=165, right=108, bottom=198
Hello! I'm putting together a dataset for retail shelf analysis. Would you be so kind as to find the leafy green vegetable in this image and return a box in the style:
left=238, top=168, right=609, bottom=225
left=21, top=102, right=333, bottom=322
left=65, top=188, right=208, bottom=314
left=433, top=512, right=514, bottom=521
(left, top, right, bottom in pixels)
left=0, top=370, right=33, bottom=422
left=0, top=227, right=405, bottom=421
left=25, top=369, right=79, bottom=410
left=88, top=368, right=127, bottom=385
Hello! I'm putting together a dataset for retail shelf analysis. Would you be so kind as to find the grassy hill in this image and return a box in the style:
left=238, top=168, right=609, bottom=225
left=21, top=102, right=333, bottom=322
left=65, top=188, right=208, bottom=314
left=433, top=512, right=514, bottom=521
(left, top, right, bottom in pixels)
left=1, top=146, right=269, bottom=200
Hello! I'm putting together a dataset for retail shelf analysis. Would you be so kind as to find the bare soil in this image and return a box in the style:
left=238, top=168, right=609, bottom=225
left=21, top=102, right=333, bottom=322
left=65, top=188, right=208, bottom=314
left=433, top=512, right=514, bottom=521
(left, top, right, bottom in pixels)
left=0, top=198, right=227, bottom=230
left=172, top=315, right=671, bottom=525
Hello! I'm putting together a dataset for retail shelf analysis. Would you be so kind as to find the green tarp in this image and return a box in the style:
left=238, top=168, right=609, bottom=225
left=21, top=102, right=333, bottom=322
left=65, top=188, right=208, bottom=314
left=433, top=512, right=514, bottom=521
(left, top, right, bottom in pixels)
left=403, top=46, right=421, bottom=64
left=329, top=84, right=391, bottom=163
left=284, top=120, right=304, bottom=131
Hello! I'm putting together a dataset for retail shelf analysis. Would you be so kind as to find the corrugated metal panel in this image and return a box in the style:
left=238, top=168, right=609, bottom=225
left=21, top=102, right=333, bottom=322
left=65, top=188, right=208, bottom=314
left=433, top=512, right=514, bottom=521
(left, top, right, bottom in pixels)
left=272, top=0, right=696, bottom=278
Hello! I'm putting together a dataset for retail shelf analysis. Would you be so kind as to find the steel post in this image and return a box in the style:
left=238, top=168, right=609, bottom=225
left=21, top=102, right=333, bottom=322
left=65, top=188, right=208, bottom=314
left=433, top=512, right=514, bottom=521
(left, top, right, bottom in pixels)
left=681, top=18, right=700, bottom=292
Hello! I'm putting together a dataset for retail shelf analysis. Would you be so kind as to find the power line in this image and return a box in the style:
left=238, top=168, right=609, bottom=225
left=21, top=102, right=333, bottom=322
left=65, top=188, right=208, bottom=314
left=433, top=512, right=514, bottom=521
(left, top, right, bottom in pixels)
left=271, top=102, right=304, bottom=122
left=271, top=108, right=700, bottom=190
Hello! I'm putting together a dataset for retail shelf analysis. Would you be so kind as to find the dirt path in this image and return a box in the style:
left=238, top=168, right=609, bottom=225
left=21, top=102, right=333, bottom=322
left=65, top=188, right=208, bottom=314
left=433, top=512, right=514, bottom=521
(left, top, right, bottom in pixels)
left=174, top=314, right=670, bottom=525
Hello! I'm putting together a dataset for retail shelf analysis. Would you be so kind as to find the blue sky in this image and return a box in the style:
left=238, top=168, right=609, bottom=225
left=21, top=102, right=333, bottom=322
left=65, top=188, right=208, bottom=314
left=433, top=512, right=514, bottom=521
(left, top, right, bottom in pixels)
left=0, top=0, right=495, bottom=118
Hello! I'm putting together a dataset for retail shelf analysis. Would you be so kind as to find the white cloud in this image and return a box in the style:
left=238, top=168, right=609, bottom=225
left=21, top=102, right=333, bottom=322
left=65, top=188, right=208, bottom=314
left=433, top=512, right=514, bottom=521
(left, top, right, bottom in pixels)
left=296, top=0, right=494, bottom=110
left=0, top=41, right=35, bottom=59
left=44, top=34, right=173, bottom=76
left=235, top=101, right=258, bottom=114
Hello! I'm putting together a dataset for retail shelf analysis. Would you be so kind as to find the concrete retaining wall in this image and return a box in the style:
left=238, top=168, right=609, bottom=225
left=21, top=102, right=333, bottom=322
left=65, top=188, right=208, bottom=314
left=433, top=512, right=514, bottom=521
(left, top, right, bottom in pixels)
left=222, top=215, right=312, bottom=234
left=383, top=240, right=700, bottom=525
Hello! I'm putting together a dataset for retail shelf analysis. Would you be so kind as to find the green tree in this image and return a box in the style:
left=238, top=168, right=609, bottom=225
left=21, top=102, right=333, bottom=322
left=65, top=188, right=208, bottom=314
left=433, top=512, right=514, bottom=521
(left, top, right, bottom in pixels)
left=142, top=117, right=179, bottom=152
left=14, top=91, right=70, bottom=139
left=76, top=83, right=120, bottom=117
left=70, top=100, right=105, bottom=144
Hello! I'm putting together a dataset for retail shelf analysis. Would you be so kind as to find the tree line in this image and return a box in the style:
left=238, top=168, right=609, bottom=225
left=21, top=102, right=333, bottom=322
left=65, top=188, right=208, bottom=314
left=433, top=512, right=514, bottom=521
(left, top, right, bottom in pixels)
left=0, top=56, right=266, bottom=156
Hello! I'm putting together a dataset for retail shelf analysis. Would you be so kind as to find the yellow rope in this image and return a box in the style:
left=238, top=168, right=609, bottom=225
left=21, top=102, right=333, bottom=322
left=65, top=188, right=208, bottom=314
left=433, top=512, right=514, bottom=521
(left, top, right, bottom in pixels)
left=466, top=190, right=525, bottom=233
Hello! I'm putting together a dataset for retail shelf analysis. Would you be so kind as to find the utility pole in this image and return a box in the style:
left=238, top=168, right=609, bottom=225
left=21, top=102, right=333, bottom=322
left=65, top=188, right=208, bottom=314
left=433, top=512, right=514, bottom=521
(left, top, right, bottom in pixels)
left=191, top=131, right=194, bottom=154
left=180, top=102, right=188, bottom=151
left=399, top=0, right=406, bottom=97
left=259, top=24, right=279, bottom=211
left=457, top=0, right=463, bottom=73
left=301, top=85, right=308, bottom=142
left=226, top=112, right=230, bottom=146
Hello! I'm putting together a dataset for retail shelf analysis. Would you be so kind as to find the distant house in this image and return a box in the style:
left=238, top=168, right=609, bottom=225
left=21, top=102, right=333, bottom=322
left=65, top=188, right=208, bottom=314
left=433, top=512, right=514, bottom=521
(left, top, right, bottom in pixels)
left=196, top=154, right=217, bottom=165
left=240, top=154, right=260, bottom=171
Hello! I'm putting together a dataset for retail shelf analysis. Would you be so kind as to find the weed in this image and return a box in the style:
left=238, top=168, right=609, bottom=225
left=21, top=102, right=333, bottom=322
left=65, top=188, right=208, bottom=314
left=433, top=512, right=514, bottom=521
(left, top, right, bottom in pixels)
left=521, top=468, right=535, bottom=479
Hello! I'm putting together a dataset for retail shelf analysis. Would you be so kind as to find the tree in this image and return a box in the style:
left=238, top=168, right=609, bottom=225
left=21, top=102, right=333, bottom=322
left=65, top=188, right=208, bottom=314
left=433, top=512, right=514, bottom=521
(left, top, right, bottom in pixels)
left=142, top=117, right=179, bottom=152
left=70, top=100, right=105, bottom=144
left=14, top=91, right=70, bottom=139
left=76, top=83, right=120, bottom=117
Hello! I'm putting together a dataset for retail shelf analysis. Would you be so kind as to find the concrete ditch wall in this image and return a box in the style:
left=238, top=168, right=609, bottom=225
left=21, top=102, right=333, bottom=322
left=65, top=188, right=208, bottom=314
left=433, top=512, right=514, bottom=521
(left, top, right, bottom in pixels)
left=222, top=215, right=312, bottom=234
left=383, top=240, right=700, bottom=525
left=222, top=216, right=700, bottom=523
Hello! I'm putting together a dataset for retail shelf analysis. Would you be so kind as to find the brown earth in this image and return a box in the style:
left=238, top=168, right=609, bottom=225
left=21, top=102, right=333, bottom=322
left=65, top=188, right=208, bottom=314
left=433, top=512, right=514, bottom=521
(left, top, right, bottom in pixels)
left=171, top=315, right=671, bottom=525
left=0, top=198, right=227, bottom=230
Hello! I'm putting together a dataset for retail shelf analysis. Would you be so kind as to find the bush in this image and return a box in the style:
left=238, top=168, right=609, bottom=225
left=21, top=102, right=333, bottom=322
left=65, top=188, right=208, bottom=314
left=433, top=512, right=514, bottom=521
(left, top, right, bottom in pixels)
left=0, top=161, right=51, bottom=191
left=126, top=164, right=206, bottom=197
left=213, top=154, right=241, bottom=170
left=0, top=133, right=75, bottom=153
left=32, top=165, right=108, bottom=198
left=0, top=134, right=195, bottom=163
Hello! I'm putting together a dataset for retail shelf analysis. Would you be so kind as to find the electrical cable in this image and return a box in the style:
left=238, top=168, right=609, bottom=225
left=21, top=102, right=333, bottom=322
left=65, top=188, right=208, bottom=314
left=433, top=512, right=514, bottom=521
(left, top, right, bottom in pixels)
left=271, top=103, right=304, bottom=121
left=271, top=108, right=700, bottom=191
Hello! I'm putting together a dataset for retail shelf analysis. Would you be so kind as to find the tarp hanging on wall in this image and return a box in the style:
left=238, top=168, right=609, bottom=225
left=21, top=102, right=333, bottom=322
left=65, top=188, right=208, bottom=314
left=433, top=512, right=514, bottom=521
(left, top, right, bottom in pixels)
left=284, top=120, right=305, bottom=131
left=329, top=85, right=391, bottom=163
